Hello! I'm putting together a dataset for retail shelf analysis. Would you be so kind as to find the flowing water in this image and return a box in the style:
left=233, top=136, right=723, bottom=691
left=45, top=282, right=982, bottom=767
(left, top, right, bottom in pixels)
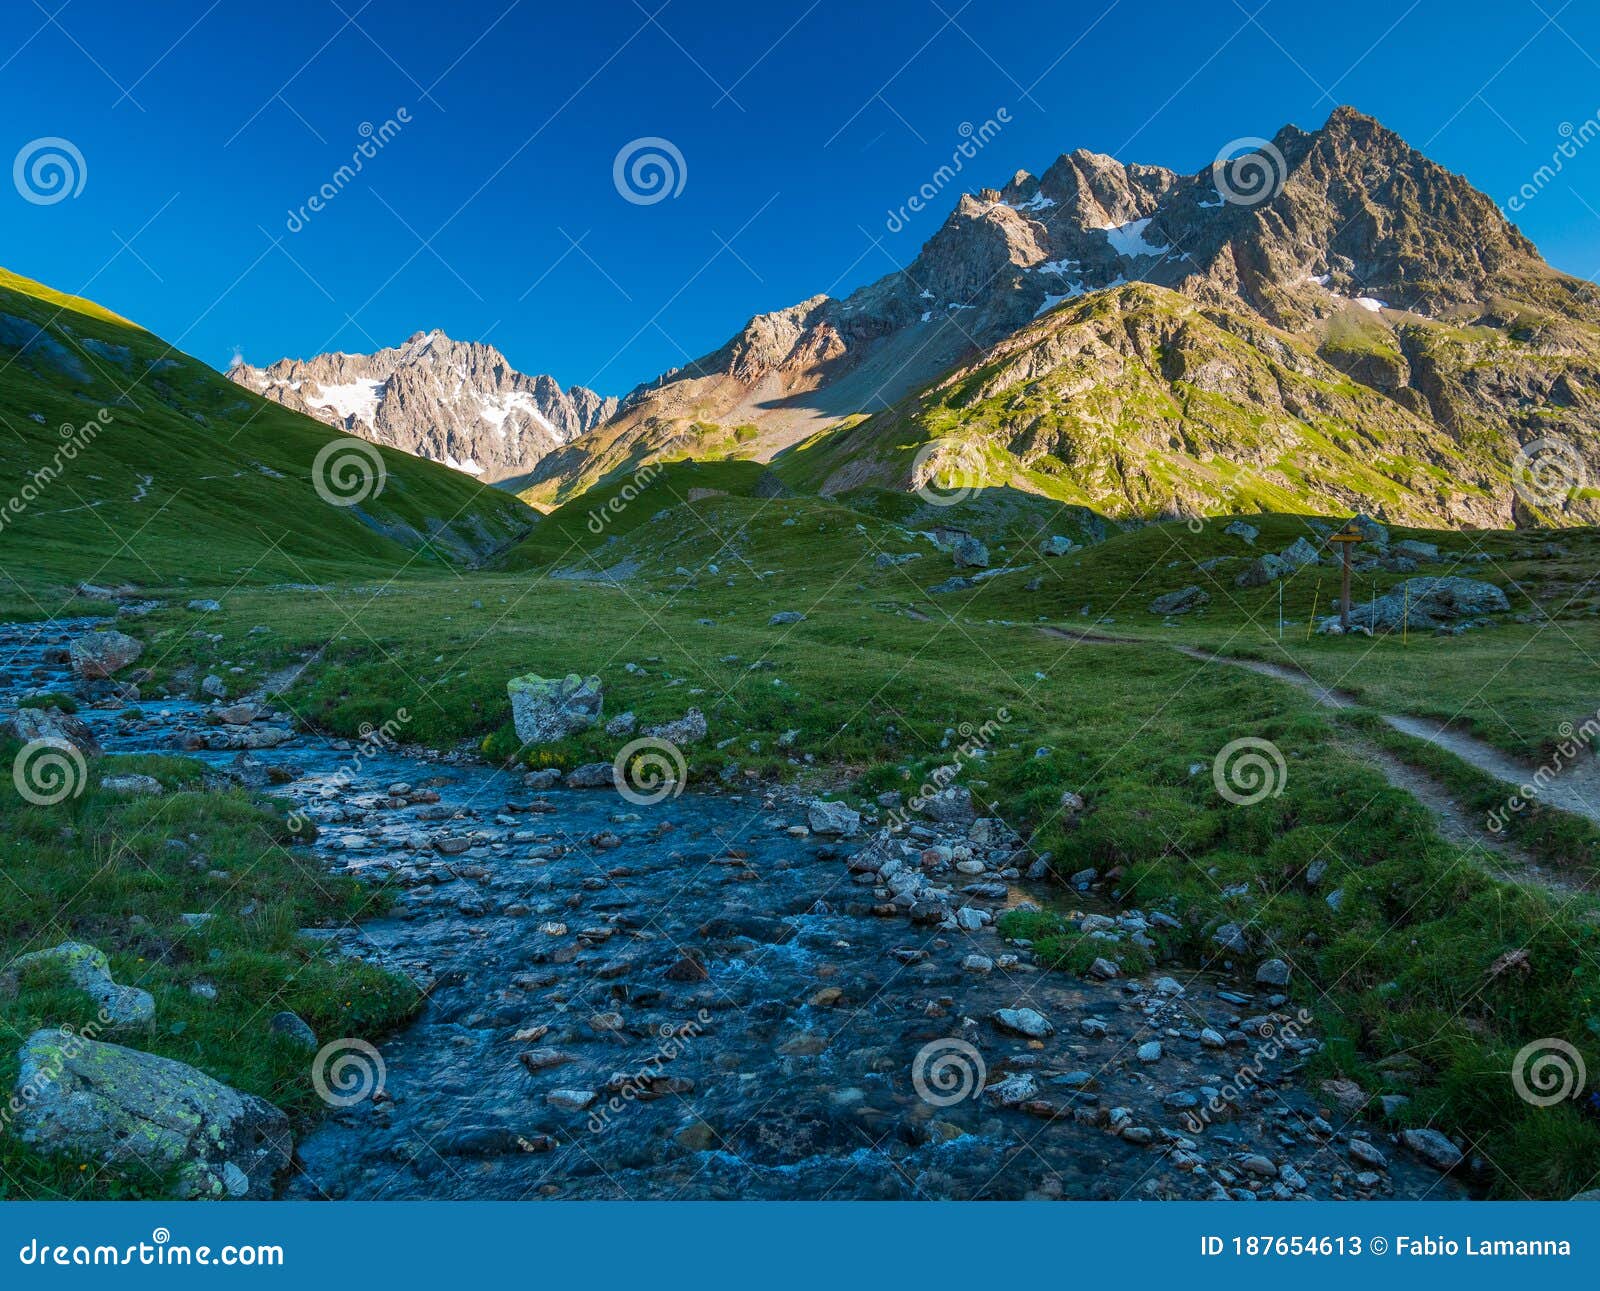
left=0, top=617, right=1464, bottom=1201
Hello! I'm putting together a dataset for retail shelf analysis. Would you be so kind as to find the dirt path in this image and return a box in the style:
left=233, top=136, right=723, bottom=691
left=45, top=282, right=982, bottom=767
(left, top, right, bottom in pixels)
left=1043, top=626, right=1599, bottom=896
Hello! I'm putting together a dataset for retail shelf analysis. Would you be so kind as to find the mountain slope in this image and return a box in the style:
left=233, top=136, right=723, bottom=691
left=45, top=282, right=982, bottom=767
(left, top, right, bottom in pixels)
left=528, top=106, right=1600, bottom=527
left=230, top=331, right=615, bottom=485
left=776, top=282, right=1514, bottom=526
left=0, top=268, right=535, bottom=592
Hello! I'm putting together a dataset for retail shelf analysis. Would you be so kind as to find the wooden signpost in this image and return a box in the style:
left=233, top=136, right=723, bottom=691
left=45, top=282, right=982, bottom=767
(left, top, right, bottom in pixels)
left=1327, top=522, right=1364, bottom=632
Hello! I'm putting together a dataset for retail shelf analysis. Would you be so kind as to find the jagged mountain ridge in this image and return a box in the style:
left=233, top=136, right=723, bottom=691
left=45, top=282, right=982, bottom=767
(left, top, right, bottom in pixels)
left=230, top=330, right=616, bottom=485
left=526, top=105, right=1600, bottom=526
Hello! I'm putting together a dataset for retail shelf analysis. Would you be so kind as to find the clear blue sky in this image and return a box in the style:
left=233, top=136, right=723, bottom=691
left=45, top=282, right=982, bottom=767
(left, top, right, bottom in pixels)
left=3, top=0, right=1599, bottom=396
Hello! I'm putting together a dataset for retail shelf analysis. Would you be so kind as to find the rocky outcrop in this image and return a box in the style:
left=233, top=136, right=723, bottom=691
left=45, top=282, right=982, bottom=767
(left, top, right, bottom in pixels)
left=10, top=1029, right=292, bottom=1198
left=1321, top=575, right=1510, bottom=634
left=229, top=330, right=616, bottom=485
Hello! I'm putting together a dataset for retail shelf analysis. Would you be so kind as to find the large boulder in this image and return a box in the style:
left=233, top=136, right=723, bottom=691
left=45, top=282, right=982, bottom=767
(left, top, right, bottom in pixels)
left=1235, top=553, right=1291, bottom=588
left=1323, top=576, right=1509, bottom=634
left=950, top=535, right=990, bottom=569
left=508, top=674, right=603, bottom=745
left=3, top=705, right=100, bottom=755
left=807, top=799, right=860, bottom=837
left=917, top=785, right=976, bottom=825
left=1149, top=585, right=1209, bottom=615
left=1279, top=536, right=1320, bottom=569
left=1223, top=520, right=1258, bottom=544
left=68, top=630, right=142, bottom=679
left=3, top=942, right=153, bottom=1027
left=10, top=1029, right=291, bottom=1198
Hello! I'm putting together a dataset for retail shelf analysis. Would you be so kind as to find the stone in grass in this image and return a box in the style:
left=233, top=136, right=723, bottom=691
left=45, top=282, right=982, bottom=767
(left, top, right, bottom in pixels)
left=507, top=674, right=603, bottom=746
left=1400, top=1128, right=1462, bottom=1173
left=10, top=1028, right=291, bottom=1198
left=267, top=1010, right=317, bottom=1051
left=1255, top=957, right=1291, bottom=988
left=807, top=799, right=860, bottom=837
left=769, top=611, right=806, bottom=625
left=69, top=629, right=143, bottom=679
left=1149, top=585, right=1210, bottom=615
left=1223, top=520, right=1259, bottom=545
left=993, top=1007, right=1054, bottom=1038
left=101, top=773, right=163, bottom=796
left=3, top=942, right=153, bottom=1027
left=642, top=707, right=708, bottom=746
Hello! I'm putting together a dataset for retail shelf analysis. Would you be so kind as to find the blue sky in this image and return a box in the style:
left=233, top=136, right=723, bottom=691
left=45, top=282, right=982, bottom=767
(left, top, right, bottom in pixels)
left=3, top=0, right=1600, bottom=395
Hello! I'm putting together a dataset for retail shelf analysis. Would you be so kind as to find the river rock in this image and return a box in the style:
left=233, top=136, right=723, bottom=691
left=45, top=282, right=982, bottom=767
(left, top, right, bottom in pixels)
left=1400, top=1128, right=1462, bottom=1172
left=507, top=673, right=603, bottom=745
left=807, top=799, right=860, bottom=836
left=993, top=1007, right=1053, bottom=1038
left=4, top=705, right=100, bottom=754
left=69, top=630, right=143, bottom=679
left=917, top=785, right=975, bottom=825
left=4, top=942, right=153, bottom=1027
left=1254, top=958, right=1290, bottom=987
left=10, top=1028, right=291, bottom=1198
left=565, top=762, right=618, bottom=789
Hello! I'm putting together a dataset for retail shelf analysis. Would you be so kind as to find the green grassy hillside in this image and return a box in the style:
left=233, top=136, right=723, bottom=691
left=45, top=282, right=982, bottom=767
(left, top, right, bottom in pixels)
left=0, top=267, right=535, bottom=602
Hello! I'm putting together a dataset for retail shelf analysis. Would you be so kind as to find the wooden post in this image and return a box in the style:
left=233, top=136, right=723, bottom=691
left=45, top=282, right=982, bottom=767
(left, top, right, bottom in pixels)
left=1341, top=542, right=1352, bottom=632
left=1327, top=523, right=1364, bottom=634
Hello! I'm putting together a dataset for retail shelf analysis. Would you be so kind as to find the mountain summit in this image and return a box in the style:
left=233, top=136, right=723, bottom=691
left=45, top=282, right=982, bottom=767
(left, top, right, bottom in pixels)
left=525, top=106, right=1600, bottom=527
left=229, top=331, right=615, bottom=485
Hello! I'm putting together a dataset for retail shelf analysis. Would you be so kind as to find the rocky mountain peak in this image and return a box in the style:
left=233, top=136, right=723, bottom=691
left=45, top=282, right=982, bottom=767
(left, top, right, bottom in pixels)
left=229, top=330, right=616, bottom=485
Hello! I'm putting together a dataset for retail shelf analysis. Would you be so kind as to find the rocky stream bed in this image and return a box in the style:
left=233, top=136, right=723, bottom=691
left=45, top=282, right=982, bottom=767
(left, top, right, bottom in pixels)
left=0, top=618, right=1468, bottom=1201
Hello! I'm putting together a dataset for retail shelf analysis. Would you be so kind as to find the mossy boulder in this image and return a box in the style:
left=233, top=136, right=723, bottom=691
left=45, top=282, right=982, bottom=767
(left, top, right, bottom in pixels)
left=507, top=673, right=603, bottom=745
left=10, top=1029, right=292, bottom=1198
